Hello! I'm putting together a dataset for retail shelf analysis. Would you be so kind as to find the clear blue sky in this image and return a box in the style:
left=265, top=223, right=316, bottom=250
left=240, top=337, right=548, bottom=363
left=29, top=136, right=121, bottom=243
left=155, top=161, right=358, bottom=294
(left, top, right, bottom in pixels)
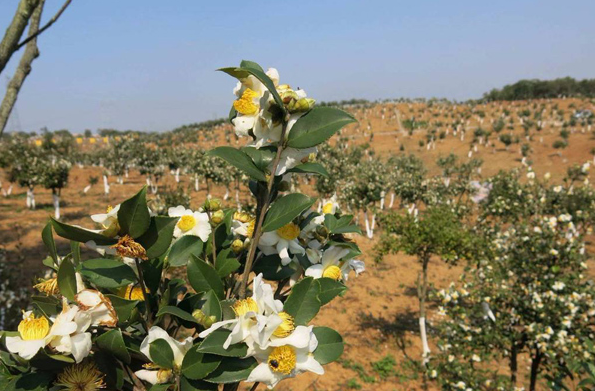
left=1, top=0, right=594, bottom=133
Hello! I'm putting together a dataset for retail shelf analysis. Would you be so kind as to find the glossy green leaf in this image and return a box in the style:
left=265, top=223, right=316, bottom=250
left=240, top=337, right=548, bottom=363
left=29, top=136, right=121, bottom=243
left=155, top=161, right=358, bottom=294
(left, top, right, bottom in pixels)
left=41, top=222, right=58, bottom=264
left=206, top=147, right=267, bottom=182
left=318, top=278, right=347, bottom=305
left=312, top=326, right=344, bottom=364
left=50, top=217, right=117, bottom=246
left=201, top=290, right=222, bottom=322
left=150, top=339, right=175, bottom=369
left=95, top=329, right=131, bottom=364
left=180, top=376, right=218, bottom=391
left=182, top=347, right=221, bottom=380
left=262, top=193, right=316, bottom=232
left=117, top=186, right=151, bottom=238
left=168, top=235, right=204, bottom=267
left=137, top=216, right=179, bottom=259
left=287, top=107, right=356, bottom=149
left=105, top=294, right=138, bottom=323
left=57, top=258, right=77, bottom=301
left=157, top=306, right=198, bottom=324
left=70, top=241, right=81, bottom=266
left=324, top=214, right=362, bottom=235
left=215, top=248, right=241, bottom=277
left=80, top=258, right=137, bottom=288
left=197, top=329, right=247, bottom=357
left=187, top=256, right=224, bottom=299
left=288, top=162, right=329, bottom=177
left=203, top=356, right=258, bottom=384
left=283, top=277, right=321, bottom=325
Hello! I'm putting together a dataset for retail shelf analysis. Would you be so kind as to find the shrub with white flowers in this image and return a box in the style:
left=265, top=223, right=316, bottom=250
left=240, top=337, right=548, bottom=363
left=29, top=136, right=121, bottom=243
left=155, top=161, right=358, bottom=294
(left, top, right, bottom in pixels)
left=0, top=61, right=364, bottom=391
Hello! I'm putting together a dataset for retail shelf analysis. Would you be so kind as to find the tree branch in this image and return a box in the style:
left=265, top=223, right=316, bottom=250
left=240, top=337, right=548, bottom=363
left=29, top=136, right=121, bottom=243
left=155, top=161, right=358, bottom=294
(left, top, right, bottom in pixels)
left=16, top=0, right=72, bottom=50
left=0, top=0, right=41, bottom=75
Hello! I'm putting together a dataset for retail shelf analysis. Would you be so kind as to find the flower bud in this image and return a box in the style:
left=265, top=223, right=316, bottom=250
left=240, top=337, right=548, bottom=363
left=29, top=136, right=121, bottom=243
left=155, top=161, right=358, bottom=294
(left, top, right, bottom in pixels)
left=204, top=198, right=222, bottom=212
left=231, top=239, right=244, bottom=254
left=243, top=238, right=251, bottom=250
left=315, top=225, right=329, bottom=240
left=289, top=98, right=316, bottom=113
left=280, top=89, right=299, bottom=105
left=192, top=309, right=216, bottom=328
left=211, top=210, right=225, bottom=225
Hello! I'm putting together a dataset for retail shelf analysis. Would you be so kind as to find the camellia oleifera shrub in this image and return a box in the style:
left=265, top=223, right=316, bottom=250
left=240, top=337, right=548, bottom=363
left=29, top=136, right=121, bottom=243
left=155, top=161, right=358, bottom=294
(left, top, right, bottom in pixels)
left=0, top=61, right=365, bottom=390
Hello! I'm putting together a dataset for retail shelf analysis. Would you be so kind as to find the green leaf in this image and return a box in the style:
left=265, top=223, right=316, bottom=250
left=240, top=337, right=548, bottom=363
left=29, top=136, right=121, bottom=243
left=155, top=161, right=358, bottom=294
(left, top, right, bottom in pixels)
left=201, top=290, right=222, bottom=322
left=31, top=295, right=61, bottom=317
left=241, top=146, right=276, bottom=172
left=215, top=248, right=241, bottom=277
left=57, top=258, right=77, bottom=301
left=197, top=329, right=247, bottom=357
left=288, top=162, right=329, bottom=177
left=70, top=241, right=81, bottom=266
left=137, top=216, right=179, bottom=259
left=206, top=147, right=267, bottom=182
left=157, top=306, right=198, bottom=324
left=312, top=326, right=344, bottom=364
left=187, top=256, right=224, bottom=299
left=239, top=60, right=264, bottom=72
left=203, top=357, right=258, bottom=384
left=50, top=217, right=117, bottom=246
left=95, top=329, right=131, bottom=364
left=80, top=258, right=137, bottom=288
left=180, top=377, right=218, bottom=391
left=324, top=214, right=362, bottom=235
left=149, top=339, right=175, bottom=369
left=105, top=294, right=138, bottom=323
left=168, top=235, right=204, bottom=267
left=117, top=186, right=151, bottom=238
left=253, top=254, right=296, bottom=280
left=283, top=277, right=321, bottom=325
left=318, top=278, right=347, bottom=305
left=41, top=222, right=58, bottom=264
left=182, top=346, right=221, bottom=380
left=262, top=193, right=316, bottom=232
left=287, top=107, right=356, bottom=149
left=4, top=372, right=54, bottom=391
left=94, top=351, right=125, bottom=390
left=219, top=63, right=285, bottom=114
left=149, top=385, right=174, bottom=391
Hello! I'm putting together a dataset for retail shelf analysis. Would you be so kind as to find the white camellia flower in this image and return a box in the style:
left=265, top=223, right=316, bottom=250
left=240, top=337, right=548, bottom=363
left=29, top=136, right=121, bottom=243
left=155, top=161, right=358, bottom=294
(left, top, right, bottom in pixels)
left=5, top=311, right=53, bottom=360
left=305, top=246, right=365, bottom=281
left=75, top=289, right=118, bottom=327
left=259, top=222, right=306, bottom=266
left=168, top=206, right=211, bottom=241
left=320, top=194, right=339, bottom=215
left=135, top=326, right=193, bottom=385
left=247, top=325, right=324, bottom=389
left=48, top=300, right=93, bottom=363
left=199, top=274, right=284, bottom=355
left=91, top=204, right=121, bottom=237
left=272, top=147, right=317, bottom=177
left=231, top=69, right=278, bottom=138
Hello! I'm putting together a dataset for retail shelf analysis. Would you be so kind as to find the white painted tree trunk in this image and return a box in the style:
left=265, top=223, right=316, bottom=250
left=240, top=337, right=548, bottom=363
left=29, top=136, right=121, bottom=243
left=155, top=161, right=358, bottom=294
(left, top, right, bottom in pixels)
left=103, top=175, right=110, bottom=195
left=235, top=189, right=241, bottom=210
left=146, top=177, right=151, bottom=187
left=53, top=192, right=60, bottom=220
left=7, top=185, right=12, bottom=195
left=195, top=176, right=200, bottom=191
left=224, top=188, right=229, bottom=201
left=420, top=317, right=431, bottom=364
left=125, top=169, right=129, bottom=178
left=363, top=211, right=374, bottom=239
left=389, top=193, right=395, bottom=208
left=117, top=176, right=123, bottom=185
left=83, top=184, right=91, bottom=194
left=26, top=188, right=35, bottom=209
left=175, top=168, right=180, bottom=183
left=380, top=191, right=386, bottom=210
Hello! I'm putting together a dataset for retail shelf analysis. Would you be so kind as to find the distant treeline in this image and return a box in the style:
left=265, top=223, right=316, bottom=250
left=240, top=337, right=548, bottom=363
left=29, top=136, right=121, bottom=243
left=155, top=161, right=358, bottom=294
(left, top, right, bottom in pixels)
left=483, top=77, right=595, bottom=101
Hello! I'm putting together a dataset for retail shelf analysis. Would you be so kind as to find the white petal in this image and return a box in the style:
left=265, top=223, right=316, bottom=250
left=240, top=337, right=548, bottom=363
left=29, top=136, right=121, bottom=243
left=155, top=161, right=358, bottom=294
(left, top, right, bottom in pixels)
left=296, top=353, right=324, bottom=375
left=247, top=362, right=282, bottom=388
left=269, top=325, right=311, bottom=349
left=198, top=319, right=237, bottom=338
left=305, top=264, right=324, bottom=279
left=259, top=232, right=279, bottom=247
left=70, top=332, right=92, bottom=363
left=135, top=369, right=160, bottom=385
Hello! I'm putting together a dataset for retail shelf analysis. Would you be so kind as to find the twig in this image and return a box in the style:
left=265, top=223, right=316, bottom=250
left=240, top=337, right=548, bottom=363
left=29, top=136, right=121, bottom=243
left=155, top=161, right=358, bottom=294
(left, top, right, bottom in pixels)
left=238, top=114, right=290, bottom=299
left=16, top=0, right=73, bottom=50
left=250, top=382, right=260, bottom=391
left=134, top=258, right=151, bottom=330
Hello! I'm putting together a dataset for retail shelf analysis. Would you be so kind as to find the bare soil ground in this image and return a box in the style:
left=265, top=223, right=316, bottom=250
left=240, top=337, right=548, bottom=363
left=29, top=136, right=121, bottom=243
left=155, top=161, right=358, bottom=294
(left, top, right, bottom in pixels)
left=1, top=97, right=594, bottom=390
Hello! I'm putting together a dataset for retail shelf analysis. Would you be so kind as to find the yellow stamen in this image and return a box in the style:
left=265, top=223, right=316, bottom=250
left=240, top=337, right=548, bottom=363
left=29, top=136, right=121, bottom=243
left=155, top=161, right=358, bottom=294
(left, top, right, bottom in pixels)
left=268, top=345, right=296, bottom=375
left=232, top=297, right=259, bottom=317
left=111, top=235, right=147, bottom=260
left=246, top=219, right=256, bottom=238
left=276, top=222, right=300, bottom=241
left=273, top=312, right=295, bottom=338
left=177, top=215, right=196, bottom=232
left=18, top=313, right=50, bottom=341
left=117, top=285, right=146, bottom=301
left=34, top=277, right=59, bottom=295
left=322, top=202, right=334, bottom=215
left=233, top=211, right=253, bottom=223
left=233, top=88, right=259, bottom=115
left=55, top=361, right=106, bottom=391
left=322, top=265, right=342, bottom=281
left=106, top=205, right=113, bottom=213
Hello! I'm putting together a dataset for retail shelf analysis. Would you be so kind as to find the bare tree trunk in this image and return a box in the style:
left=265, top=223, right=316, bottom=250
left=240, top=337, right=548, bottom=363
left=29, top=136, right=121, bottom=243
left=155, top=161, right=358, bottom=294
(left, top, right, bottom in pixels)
left=0, top=0, right=40, bottom=75
left=0, top=0, right=44, bottom=135
left=510, top=343, right=518, bottom=387
left=529, top=349, right=541, bottom=391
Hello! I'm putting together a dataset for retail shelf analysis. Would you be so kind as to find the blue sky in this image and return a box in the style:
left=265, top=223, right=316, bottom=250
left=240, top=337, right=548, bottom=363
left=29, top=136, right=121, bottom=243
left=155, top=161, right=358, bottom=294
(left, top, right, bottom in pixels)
left=1, top=0, right=594, bottom=133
